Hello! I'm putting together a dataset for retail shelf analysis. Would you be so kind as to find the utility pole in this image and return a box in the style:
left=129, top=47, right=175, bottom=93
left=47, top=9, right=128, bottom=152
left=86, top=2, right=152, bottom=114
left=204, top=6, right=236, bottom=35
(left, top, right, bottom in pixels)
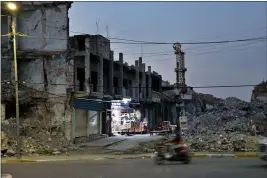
left=11, top=15, right=22, bottom=159
left=5, top=2, right=27, bottom=158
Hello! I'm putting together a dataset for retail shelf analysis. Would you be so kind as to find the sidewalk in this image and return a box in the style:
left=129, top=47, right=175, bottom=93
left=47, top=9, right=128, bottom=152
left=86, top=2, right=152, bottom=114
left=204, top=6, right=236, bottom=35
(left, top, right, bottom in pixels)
left=1, top=152, right=259, bottom=164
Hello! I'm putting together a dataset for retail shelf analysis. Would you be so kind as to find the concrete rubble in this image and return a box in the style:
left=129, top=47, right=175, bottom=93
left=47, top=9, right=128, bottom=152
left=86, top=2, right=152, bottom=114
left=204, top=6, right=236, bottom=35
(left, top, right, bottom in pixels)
left=185, top=96, right=267, bottom=152
left=1, top=117, right=77, bottom=157
left=133, top=96, right=267, bottom=153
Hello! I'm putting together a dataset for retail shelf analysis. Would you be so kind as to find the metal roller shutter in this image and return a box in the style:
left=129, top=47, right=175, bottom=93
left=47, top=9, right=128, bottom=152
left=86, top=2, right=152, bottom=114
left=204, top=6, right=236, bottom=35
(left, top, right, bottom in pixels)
left=74, top=99, right=105, bottom=112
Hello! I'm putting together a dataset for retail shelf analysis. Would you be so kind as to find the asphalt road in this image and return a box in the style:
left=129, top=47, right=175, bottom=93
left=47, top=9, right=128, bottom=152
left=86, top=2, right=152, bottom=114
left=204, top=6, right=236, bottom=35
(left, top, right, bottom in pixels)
left=2, top=158, right=267, bottom=178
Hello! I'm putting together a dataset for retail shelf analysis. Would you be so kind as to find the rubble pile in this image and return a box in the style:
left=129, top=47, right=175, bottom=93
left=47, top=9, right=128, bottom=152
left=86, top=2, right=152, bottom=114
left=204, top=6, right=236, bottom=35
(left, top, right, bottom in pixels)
left=1, top=117, right=76, bottom=156
left=185, top=97, right=267, bottom=152
left=135, top=97, right=267, bottom=153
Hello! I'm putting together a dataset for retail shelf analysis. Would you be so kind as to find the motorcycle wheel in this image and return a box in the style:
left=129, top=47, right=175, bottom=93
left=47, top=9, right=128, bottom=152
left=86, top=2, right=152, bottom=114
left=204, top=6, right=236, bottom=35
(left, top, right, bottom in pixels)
left=182, top=155, right=191, bottom=164
left=154, top=156, right=164, bottom=165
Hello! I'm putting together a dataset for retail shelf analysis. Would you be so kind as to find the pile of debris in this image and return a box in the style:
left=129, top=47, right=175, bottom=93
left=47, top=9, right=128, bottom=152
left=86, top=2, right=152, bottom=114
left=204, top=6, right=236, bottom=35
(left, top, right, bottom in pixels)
left=1, top=117, right=77, bottom=157
left=185, top=97, right=267, bottom=152
left=134, top=97, right=267, bottom=153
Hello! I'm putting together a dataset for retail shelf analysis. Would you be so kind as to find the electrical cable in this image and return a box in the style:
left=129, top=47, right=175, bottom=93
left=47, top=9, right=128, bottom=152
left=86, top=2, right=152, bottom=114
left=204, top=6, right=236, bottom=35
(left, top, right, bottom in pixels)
left=1, top=81, right=259, bottom=89
left=124, top=39, right=266, bottom=62
left=10, top=16, right=267, bottom=45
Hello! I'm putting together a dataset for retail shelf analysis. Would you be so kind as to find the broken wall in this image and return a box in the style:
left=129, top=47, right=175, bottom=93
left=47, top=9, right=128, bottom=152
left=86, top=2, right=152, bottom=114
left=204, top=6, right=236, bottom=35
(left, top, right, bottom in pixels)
left=89, top=35, right=110, bottom=59
left=1, top=15, right=10, bottom=49
left=251, top=81, right=267, bottom=102
left=17, top=4, right=69, bottom=51
left=1, top=56, right=11, bottom=82
left=1, top=2, right=74, bottom=141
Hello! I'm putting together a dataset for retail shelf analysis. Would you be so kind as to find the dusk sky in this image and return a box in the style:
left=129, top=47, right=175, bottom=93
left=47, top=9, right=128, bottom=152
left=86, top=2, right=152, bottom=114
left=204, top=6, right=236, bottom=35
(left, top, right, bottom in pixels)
left=69, top=2, right=267, bottom=101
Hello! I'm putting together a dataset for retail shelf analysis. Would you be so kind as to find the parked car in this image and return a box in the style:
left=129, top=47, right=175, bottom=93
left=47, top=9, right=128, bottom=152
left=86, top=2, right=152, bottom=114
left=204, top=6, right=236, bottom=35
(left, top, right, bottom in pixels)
left=258, top=137, right=267, bottom=161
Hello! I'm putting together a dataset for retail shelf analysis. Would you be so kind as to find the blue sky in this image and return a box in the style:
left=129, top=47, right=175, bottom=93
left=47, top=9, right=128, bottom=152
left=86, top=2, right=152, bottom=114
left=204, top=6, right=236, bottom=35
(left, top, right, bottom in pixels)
left=69, top=2, right=267, bottom=101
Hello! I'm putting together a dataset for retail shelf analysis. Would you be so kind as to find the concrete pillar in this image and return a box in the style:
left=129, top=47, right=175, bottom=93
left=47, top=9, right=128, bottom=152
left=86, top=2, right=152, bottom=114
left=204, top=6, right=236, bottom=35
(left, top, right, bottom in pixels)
left=132, top=78, right=135, bottom=99
left=135, top=60, right=139, bottom=100
left=119, top=53, right=124, bottom=96
left=148, top=66, right=152, bottom=100
left=138, top=57, right=142, bottom=99
left=84, top=45, right=90, bottom=93
left=142, top=63, right=146, bottom=99
left=109, top=51, right=114, bottom=95
left=148, top=105, right=153, bottom=129
left=84, top=37, right=91, bottom=93
left=98, top=54, right=103, bottom=94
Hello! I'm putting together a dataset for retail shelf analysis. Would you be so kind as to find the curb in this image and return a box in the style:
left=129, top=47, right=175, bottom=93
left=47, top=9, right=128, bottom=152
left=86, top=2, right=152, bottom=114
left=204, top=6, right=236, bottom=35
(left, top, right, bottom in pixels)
left=2, top=159, right=37, bottom=164
left=1, top=153, right=259, bottom=164
left=102, top=139, right=127, bottom=148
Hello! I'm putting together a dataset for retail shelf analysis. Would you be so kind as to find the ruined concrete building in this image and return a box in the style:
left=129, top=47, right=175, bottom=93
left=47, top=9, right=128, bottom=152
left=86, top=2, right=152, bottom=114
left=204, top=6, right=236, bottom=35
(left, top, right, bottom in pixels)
left=1, top=2, right=73, bottom=139
left=251, top=81, right=267, bottom=102
left=1, top=2, right=165, bottom=143
left=70, top=34, right=163, bottom=138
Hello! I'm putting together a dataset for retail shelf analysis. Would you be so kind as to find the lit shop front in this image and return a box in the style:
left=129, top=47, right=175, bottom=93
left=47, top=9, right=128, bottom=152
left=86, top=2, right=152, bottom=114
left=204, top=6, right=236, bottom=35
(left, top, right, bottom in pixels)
left=110, top=98, right=147, bottom=135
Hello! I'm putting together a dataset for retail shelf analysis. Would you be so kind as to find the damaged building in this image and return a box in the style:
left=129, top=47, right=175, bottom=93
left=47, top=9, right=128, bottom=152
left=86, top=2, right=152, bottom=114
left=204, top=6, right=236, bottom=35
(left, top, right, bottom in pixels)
left=1, top=2, right=165, bottom=146
left=70, top=34, right=163, bottom=140
left=251, top=81, right=267, bottom=102
left=1, top=2, right=74, bottom=141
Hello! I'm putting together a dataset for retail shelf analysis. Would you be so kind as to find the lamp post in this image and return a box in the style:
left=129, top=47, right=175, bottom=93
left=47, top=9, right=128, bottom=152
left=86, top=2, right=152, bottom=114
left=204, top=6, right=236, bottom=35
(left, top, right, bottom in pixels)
left=7, top=2, right=21, bottom=158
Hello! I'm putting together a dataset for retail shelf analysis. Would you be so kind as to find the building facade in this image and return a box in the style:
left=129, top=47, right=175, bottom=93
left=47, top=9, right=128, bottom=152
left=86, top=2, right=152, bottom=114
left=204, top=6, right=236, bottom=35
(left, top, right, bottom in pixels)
left=70, top=34, right=163, bottom=138
left=1, top=2, right=73, bottom=140
left=1, top=2, right=164, bottom=143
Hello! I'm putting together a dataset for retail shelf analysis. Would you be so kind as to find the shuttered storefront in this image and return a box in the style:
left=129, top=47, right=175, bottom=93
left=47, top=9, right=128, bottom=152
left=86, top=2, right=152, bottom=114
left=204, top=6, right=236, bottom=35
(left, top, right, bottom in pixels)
left=74, top=99, right=106, bottom=138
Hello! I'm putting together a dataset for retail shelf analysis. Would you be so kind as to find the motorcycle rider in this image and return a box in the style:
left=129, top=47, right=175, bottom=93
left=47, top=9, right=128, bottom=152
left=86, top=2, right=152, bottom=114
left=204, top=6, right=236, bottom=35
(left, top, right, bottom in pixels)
left=165, top=129, right=184, bottom=158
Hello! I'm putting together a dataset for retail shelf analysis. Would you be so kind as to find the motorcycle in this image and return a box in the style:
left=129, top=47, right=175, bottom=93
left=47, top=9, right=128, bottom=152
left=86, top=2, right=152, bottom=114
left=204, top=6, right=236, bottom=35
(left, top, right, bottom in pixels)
left=153, top=143, right=191, bottom=165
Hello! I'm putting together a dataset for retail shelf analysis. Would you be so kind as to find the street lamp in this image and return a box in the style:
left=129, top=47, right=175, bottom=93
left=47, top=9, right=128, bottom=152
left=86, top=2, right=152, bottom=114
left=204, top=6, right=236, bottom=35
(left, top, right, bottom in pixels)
left=7, top=2, right=17, bottom=11
left=7, top=2, right=21, bottom=158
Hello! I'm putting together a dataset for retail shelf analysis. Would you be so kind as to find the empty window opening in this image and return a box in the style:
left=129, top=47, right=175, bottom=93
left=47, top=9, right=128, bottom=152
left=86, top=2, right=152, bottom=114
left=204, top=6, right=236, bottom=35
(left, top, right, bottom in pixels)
left=113, top=77, right=119, bottom=94
left=91, top=71, right=98, bottom=92
left=77, top=68, right=85, bottom=91
left=78, top=39, right=85, bottom=51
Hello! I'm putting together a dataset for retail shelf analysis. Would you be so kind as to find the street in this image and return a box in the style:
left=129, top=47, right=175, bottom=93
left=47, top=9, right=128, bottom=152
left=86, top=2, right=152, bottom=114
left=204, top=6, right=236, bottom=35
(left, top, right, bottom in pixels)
left=77, top=134, right=163, bottom=152
left=2, top=158, right=266, bottom=178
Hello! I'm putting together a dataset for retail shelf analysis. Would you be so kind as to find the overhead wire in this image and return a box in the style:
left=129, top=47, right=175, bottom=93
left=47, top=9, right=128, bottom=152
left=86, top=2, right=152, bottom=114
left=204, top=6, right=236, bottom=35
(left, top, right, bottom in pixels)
left=124, top=39, right=266, bottom=62
left=7, top=16, right=266, bottom=45
left=1, top=81, right=259, bottom=89
left=1, top=13, right=265, bottom=96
